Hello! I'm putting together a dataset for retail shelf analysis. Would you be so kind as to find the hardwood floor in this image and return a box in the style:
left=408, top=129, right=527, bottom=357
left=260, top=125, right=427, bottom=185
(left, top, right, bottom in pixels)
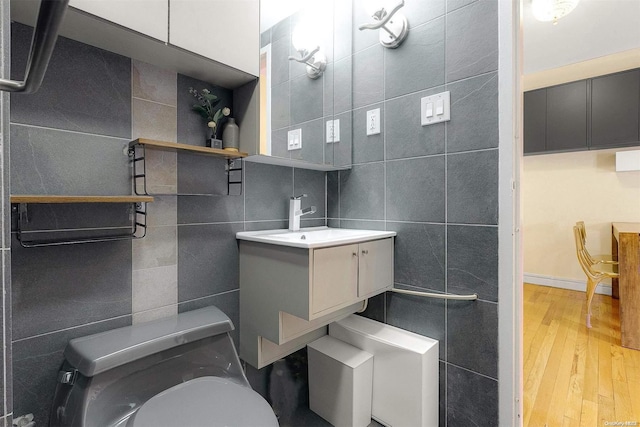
left=524, top=283, right=640, bottom=427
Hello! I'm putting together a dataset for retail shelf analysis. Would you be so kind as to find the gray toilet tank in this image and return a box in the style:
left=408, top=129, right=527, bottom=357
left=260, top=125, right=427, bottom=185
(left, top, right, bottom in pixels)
left=50, top=306, right=262, bottom=427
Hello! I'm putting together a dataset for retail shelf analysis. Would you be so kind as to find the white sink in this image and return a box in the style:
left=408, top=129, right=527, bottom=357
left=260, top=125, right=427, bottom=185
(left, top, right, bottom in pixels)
left=236, top=227, right=396, bottom=249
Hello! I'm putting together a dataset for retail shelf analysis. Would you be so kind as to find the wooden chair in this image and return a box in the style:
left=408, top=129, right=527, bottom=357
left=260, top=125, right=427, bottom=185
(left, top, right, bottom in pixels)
left=573, top=226, right=619, bottom=328
left=575, top=221, right=618, bottom=266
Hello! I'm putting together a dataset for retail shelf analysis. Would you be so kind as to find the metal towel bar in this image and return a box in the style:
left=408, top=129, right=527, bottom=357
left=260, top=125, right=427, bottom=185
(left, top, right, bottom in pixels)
left=391, top=287, right=478, bottom=301
left=0, top=0, right=69, bottom=93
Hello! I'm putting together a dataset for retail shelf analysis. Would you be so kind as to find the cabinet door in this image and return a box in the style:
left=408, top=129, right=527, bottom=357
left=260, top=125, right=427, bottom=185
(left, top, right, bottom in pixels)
left=358, top=239, right=394, bottom=298
left=69, top=0, right=168, bottom=42
left=546, top=81, right=587, bottom=152
left=311, top=244, right=358, bottom=316
left=169, top=0, right=259, bottom=76
left=591, top=69, right=640, bottom=149
left=523, top=89, right=547, bottom=155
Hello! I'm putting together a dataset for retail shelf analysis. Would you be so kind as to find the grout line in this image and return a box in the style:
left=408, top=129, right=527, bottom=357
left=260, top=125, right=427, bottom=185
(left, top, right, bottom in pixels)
left=131, top=96, right=178, bottom=109
left=12, top=314, right=132, bottom=344
left=9, top=122, right=130, bottom=141
left=445, top=361, right=499, bottom=382
left=178, top=289, right=239, bottom=307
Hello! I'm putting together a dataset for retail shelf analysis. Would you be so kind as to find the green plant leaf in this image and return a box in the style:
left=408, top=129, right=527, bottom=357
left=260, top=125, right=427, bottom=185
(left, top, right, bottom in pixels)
left=192, top=104, right=210, bottom=119
left=202, top=93, right=219, bottom=102
left=213, top=109, right=223, bottom=123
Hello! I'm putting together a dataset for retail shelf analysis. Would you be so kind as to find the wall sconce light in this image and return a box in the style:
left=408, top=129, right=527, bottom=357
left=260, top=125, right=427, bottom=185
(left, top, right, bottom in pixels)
left=288, top=23, right=327, bottom=80
left=359, top=0, right=409, bottom=49
left=531, top=0, right=580, bottom=24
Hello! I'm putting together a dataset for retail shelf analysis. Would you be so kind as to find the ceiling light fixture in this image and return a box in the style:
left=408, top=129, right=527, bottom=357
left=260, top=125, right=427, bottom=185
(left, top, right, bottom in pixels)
left=531, top=0, right=580, bottom=24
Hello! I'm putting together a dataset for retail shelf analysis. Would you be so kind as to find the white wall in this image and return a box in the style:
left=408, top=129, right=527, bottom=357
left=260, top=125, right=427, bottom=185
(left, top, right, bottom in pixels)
left=523, top=148, right=640, bottom=282
left=523, top=0, right=640, bottom=74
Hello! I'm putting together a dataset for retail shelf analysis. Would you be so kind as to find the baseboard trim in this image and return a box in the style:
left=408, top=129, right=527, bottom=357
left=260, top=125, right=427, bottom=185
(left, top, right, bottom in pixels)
left=523, top=273, right=612, bottom=296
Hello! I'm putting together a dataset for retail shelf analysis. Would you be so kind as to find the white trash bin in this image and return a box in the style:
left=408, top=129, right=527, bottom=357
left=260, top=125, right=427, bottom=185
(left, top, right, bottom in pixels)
left=307, top=335, right=374, bottom=427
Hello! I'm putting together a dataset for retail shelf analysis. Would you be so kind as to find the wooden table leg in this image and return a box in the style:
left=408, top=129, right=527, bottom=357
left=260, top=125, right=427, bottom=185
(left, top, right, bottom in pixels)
left=619, top=232, right=640, bottom=350
left=611, top=226, right=619, bottom=299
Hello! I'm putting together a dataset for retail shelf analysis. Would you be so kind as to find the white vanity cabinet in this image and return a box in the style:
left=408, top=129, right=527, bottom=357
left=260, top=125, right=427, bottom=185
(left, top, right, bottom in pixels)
left=69, top=0, right=168, bottom=42
left=169, top=0, right=259, bottom=76
left=238, top=233, right=394, bottom=368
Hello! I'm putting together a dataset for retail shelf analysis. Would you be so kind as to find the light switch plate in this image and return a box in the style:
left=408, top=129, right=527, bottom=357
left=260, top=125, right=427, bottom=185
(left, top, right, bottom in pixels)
left=366, top=108, right=381, bottom=136
left=326, top=119, right=340, bottom=143
left=421, top=91, right=450, bottom=126
left=288, top=128, right=302, bottom=150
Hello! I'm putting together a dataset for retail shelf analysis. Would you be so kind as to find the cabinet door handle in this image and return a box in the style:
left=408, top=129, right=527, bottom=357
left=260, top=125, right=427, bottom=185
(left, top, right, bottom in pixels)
left=362, top=250, right=369, bottom=255
left=352, top=252, right=358, bottom=257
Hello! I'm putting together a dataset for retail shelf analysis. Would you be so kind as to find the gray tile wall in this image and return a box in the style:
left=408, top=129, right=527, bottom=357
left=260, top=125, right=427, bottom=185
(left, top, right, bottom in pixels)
left=1, top=0, right=11, bottom=423
left=325, top=1, right=500, bottom=425
left=8, top=25, right=328, bottom=425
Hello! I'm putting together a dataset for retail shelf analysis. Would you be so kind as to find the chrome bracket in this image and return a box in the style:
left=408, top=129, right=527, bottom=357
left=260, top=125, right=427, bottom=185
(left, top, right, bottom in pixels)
left=58, top=369, right=78, bottom=385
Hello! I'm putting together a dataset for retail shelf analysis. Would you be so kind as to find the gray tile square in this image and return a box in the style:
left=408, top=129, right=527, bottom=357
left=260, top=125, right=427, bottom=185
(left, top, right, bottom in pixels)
left=384, top=17, right=445, bottom=99
left=10, top=125, right=131, bottom=196
left=327, top=171, right=339, bottom=218
left=11, top=237, right=132, bottom=340
left=446, top=72, right=498, bottom=153
left=290, top=74, right=324, bottom=126
left=385, top=88, right=446, bottom=160
left=179, top=290, right=240, bottom=348
left=132, top=265, right=178, bottom=313
left=333, top=0, right=353, bottom=62
left=353, top=46, right=384, bottom=109
left=271, top=128, right=290, bottom=159
left=339, top=220, right=386, bottom=230
left=245, top=162, right=294, bottom=221
left=294, top=169, right=326, bottom=219
left=446, top=0, right=498, bottom=83
left=386, top=290, right=446, bottom=359
left=177, top=223, right=243, bottom=302
left=12, top=317, right=131, bottom=426
left=404, top=0, right=446, bottom=26
left=290, top=119, right=325, bottom=165
left=10, top=23, right=131, bottom=138
left=147, top=196, right=177, bottom=227
left=447, top=0, right=478, bottom=13
left=271, top=82, right=291, bottom=131
left=132, top=98, right=177, bottom=142
left=333, top=57, right=353, bottom=115
left=323, top=64, right=335, bottom=119
left=271, top=36, right=291, bottom=87
left=332, top=111, right=353, bottom=168
left=439, top=362, right=446, bottom=427
left=177, top=153, right=229, bottom=195
left=447, top=363, right=498, bottom=426
left=447, top=150, right=498, bottom=225
left=353, top=104, right=384, bottom=164
left=144, top=149, right=178, bottom=195
left=260, top=29, right=271, bottom=48
left=132, top=225, right=177, bottom=270
left=243, top=220, right=288, bottom=232
left=178, top=194, right=244, bottom=224
left=271, top=17, right=290, bottom=43
left=387, top=222, right=445, bottom=292
left=386, top=156, right=445, bottom=222
left=339, top=163, right=384, bottom=220
left=327, top=218, right=340, bottom=228
left=177, top=74, right=233, bottom=146
left=447, top=225, right=498, bottom=301
left=447, top=299, right=498, bottom=378
left=132, top=60, right=177, bottom=106
left=352, top=2, right=380, bottom=53
left=300, top=218, right=325, bottom=228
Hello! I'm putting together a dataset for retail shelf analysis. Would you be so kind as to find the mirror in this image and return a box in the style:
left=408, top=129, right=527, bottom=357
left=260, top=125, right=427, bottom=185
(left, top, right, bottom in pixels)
left=259, top=0, right=353, bottom=168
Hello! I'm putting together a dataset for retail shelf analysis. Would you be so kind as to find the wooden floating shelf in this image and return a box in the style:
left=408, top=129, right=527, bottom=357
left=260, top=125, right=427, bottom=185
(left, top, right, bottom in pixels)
left=10, top=195, right=154, bottom=204
left=130, top=138, right=248, bottom=159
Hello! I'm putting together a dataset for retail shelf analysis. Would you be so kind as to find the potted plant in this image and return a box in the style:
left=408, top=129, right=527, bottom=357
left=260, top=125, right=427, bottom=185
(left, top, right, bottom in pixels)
left=189, top=87, right=230, bottom=148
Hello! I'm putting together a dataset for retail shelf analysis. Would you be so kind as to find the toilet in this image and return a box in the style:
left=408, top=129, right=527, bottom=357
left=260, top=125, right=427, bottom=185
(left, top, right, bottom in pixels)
left=49, top=306, right=278, bottom=427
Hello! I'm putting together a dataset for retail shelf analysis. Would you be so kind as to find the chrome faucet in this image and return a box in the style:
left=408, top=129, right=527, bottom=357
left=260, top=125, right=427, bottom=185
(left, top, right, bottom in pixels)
left=289, top=194, right=317, bottom=231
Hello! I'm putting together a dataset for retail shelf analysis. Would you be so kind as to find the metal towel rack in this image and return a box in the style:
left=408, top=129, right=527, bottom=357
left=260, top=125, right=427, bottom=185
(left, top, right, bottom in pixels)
left=0, top=0, right=69, bottom=93
left=391, top=287, right=478, bottom=301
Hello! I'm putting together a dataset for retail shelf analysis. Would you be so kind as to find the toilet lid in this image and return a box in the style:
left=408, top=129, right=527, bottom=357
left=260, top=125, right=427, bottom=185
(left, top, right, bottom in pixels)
left=128, top=377, right=278, bottom=427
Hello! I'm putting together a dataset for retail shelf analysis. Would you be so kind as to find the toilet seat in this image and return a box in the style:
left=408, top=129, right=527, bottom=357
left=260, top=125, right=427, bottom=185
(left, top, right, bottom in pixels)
left=127, top=376, right=278, bottom=427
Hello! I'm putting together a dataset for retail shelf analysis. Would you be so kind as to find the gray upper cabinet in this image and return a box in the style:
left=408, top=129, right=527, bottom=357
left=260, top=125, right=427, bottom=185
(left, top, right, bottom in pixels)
left=591, top=69, right=640, bottom=149
left=524, top=68, right=640, bottom=155
left=523, top=89, right=546, bottom=154
left=546, top=80, right=588, bottom=152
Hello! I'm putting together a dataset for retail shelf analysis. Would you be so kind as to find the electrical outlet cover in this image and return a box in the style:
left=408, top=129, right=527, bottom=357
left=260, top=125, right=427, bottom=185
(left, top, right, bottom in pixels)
left=366, top=108, right=381, bottom=136
left=288, top=128, right=302, bottom=150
